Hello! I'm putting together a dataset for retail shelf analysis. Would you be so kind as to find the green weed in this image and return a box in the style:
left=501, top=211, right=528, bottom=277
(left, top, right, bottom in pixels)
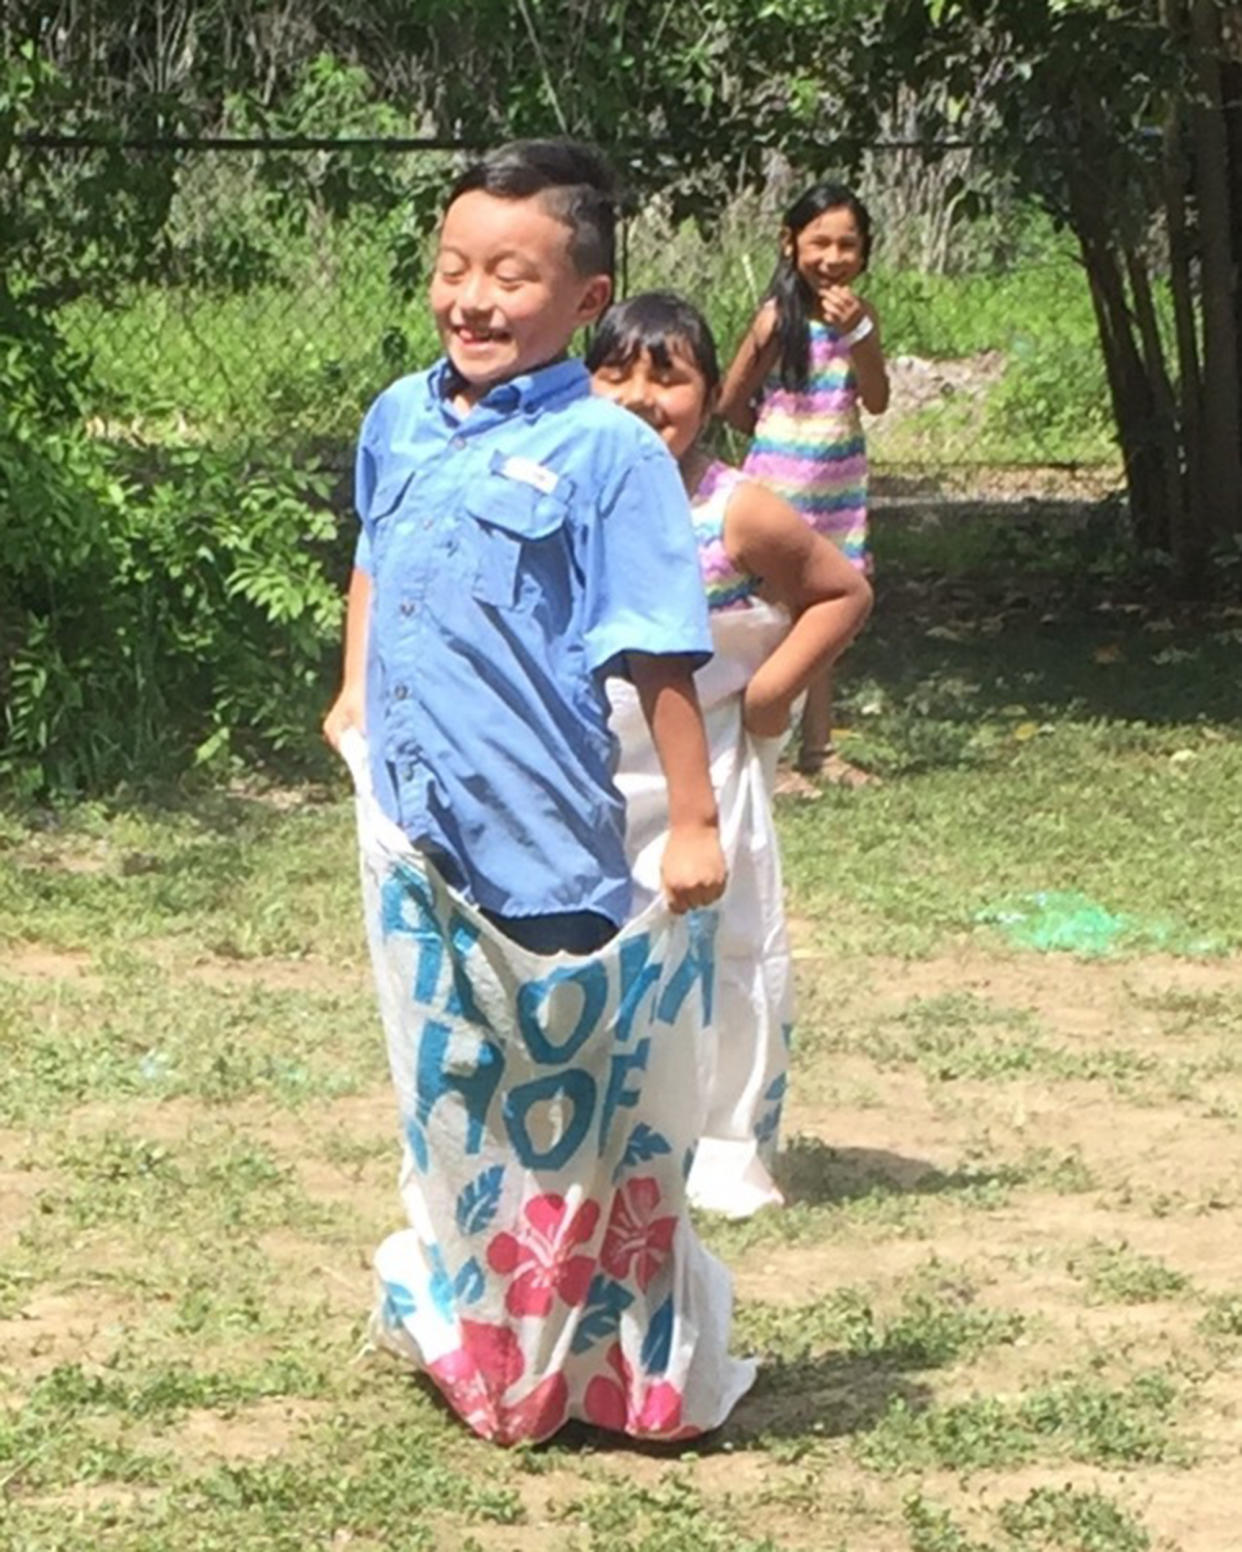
left=1069, top=1242, right=1191, bottom=1305
left=857, top=1369, right=1184, bottom=1474
left=737, top=1270, right=1024, bottom=1370
left=996, top=1484, right=1151, bottom=1551
left=904, top=1486, right=1152, bottom=1552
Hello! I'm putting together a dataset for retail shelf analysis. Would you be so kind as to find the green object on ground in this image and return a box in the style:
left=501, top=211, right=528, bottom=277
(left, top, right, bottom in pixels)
left=976, top=891, right=1151, bottom=956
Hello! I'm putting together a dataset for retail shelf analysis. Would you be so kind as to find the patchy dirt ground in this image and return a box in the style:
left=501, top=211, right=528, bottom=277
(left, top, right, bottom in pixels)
left=3, top=908, right=1240, bottom=1551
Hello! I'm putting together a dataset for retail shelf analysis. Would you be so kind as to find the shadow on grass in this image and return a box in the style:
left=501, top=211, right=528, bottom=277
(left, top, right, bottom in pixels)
left=728, top=1349, right=932, bottom=1442
left=827, top=504, right=1242, bottom=772
left=773, top=1135, right=1006, bottom=1208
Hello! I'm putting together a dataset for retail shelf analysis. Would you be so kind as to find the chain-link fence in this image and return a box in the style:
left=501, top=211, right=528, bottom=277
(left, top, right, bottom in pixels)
left=14, top=136, right=1122, bottom=505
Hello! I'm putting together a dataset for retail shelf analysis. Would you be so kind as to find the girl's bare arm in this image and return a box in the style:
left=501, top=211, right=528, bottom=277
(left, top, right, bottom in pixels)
left=718, top=301, right=780, bottom=435
left=725, top=485, right=873, bottom=738
left=850, top=299, right=890, bottom=414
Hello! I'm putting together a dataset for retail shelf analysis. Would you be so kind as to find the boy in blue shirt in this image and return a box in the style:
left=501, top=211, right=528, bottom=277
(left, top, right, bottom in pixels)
left=324, top=140, right=726, bottom=955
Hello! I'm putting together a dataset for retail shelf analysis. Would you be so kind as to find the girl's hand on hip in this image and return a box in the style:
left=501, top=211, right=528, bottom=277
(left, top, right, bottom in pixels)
left=661, top=822, right=727, bottom=913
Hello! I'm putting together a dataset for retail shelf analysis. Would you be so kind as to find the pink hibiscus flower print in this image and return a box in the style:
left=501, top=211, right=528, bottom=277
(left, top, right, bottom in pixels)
left=582, top=1342, right=696, bottom=1440
left=428, top=1319, right=568, bottom=1445
left=601, top=1176, right=677, bottom=1291
left=487, top=1193, right=600, bottom=1317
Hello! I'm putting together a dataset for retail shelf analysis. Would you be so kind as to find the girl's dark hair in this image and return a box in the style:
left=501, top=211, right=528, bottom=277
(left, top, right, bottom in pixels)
left=584, top=290, right=720, bottom=397
left=447, top=138, right=618, bottom=281
left=766, top=182, right=873, bottom=391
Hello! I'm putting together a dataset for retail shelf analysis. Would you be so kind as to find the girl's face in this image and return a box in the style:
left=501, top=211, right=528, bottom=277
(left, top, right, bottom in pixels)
left=788, top=205, right=865, bottom=292
left=591, top=341, right=713, bottom=462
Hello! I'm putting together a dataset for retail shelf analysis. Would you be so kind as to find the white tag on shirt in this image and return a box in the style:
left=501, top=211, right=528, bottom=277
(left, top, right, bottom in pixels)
left=499, top=455, right=560, bottom=496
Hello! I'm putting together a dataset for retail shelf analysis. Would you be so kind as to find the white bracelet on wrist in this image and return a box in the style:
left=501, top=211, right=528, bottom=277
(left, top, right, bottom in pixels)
left=840, top=314, right=874, bottom=349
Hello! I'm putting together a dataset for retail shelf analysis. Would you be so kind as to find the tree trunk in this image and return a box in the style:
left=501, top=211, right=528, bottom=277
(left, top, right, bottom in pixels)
left=1126, top=246, right=1187, bottom=558
left=1070, top=170, right=1172, bottom=551
left=1189, top=0, right=1242, bottom=538
left=1161, top=0, right=1207, bottom=576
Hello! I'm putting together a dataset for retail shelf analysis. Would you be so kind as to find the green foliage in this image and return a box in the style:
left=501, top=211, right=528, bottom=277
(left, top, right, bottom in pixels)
left=996, top=1485, right=1152, bottom=1551
left=1, top=285, right=345, bottom=796
left=1069, top=1241, right=1191, bottom=1305
left=737, top=1268, right=1024, bottom=1369
left=904, top=1486, right=1152, bottom=1552
left=858, top=1369, right=1183, bottom=1473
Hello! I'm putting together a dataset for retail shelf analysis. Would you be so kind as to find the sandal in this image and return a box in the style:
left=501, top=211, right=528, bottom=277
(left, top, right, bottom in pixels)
left=820, top=750, right=880, bottom=788
left=773, top=767, right=823, bottom=800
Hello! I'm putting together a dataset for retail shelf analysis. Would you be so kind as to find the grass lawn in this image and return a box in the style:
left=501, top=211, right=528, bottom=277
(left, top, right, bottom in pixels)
left=2, top=513, right=1241, bottom=1551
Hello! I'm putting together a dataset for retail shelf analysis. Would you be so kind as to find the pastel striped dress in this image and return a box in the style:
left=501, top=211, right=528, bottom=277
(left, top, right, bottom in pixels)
left=691, top=459, right=761, bottom=612
left=742, top=317, right=870, bottom=572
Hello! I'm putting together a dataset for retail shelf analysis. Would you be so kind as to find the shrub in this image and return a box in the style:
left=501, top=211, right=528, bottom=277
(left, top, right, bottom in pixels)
left=1, top=295, right=346, bottom=798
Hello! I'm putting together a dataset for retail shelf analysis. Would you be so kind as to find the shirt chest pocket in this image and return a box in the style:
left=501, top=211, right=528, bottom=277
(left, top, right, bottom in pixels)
left=461, top=468, right=570, bottom=611
left=367, top=471, right=417, bottom=567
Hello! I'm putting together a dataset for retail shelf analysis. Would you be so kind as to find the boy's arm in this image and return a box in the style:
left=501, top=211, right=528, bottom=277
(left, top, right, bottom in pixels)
left=629, top=653, right=727, bottom=913
left=323, top=565, right=371, bottom=750
left=718, top=301, right=779, bottom=435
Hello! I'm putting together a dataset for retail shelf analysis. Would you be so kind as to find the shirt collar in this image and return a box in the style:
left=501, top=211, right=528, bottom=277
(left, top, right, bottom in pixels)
left=428, top=356, right=588, bottom=418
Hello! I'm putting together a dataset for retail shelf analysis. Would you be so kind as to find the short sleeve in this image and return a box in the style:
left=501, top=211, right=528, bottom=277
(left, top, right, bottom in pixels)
left=352, top=399, right=383, bottom=574
left=580, top=442, right=712, bottom=678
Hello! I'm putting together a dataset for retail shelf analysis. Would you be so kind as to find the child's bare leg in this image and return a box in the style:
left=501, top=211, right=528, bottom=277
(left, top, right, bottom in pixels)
left=796, top=665, right=834, bottom=775
left=797, top=665, right=878, bottom=787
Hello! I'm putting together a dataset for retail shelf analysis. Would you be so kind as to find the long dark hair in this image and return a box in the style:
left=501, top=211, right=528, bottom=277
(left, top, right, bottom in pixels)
left=765, top=182, right=873, bottom=391
left=584, top=290, right=720, bottom=397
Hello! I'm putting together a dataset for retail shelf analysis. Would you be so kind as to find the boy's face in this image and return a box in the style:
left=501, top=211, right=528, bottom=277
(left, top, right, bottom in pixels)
left=431, top=190, right=611, bottom=402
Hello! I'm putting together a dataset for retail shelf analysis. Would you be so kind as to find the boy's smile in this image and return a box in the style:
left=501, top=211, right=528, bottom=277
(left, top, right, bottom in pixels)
left=431, top=190, right=611, bottom=407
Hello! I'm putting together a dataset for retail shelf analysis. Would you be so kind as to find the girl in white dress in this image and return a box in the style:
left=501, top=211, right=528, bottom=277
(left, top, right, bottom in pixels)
left=588, top=293, right=872, bottom=1215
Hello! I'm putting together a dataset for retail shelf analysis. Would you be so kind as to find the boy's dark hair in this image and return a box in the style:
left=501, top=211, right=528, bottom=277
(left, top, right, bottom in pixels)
left=766, top=181, right=874, bottom=392
left=585, top=291, right=720, bottom=398
left=447, top=138, right=618, bottom=281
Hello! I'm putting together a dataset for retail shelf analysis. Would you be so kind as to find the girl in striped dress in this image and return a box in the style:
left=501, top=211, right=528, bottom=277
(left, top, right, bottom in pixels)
left=588, top=292, right=872, bottom=1214
left=721, top=183, right=890, bottom=785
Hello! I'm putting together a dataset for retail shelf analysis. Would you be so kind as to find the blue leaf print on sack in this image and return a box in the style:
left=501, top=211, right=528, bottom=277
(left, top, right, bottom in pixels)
left=454, top=1255, right=485, bottom=1305
left=427, top=1245, right=455, bottom=1320
left=382, top=1279, right=417, bottom=1322
left=455, top=1163, right=505, bottom=1235
left=754, top=1106, right=780, bottom=1148
left=763, top=1073, right=788, bottom=1104
left=404, top=1114, right=429, bottom=1173
left=640, top=1296, right=674, bottom=1376
left=612, top=1123, right=672, bottom=1182
left=781, top=1021, right=794, bottom=1051
left=570, top=1275, right=635, bottom=1354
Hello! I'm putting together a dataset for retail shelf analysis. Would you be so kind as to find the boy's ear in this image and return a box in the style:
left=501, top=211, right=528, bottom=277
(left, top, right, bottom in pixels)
left=779, top=226, right=795, bottom=259
left=576, top=273, right=613, bottom=324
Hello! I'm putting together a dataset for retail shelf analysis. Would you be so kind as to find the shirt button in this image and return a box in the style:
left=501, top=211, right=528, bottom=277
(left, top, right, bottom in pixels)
left=400, top=599, right=417, bottom=616
left=450, top=435, right=466, bottom=450
left=392, top=684, right=409, bottom=701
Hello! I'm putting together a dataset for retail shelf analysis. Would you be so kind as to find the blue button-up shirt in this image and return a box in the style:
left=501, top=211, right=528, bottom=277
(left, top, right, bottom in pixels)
left=353, top=357, right=712, bottom=926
